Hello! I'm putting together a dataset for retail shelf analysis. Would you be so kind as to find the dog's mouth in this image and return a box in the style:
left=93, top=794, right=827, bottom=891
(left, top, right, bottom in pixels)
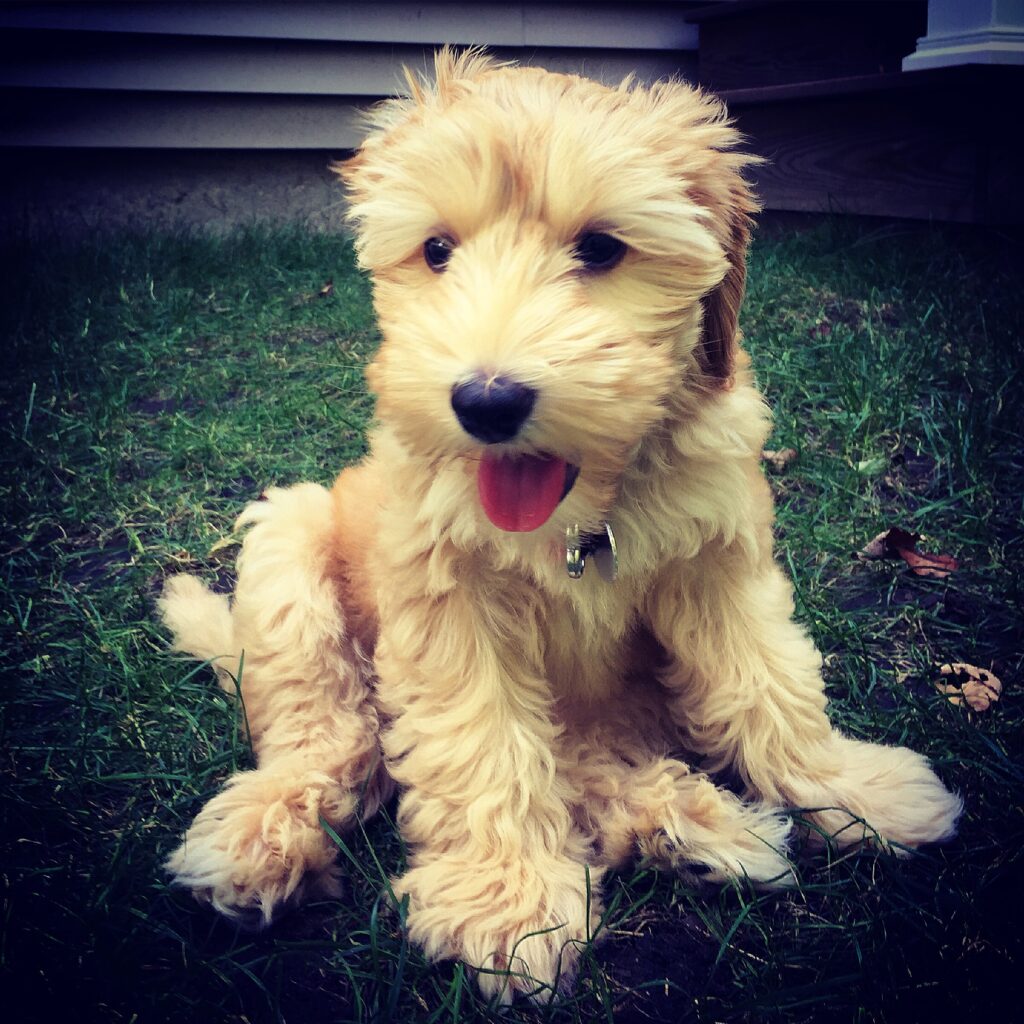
left=477, top=453, right=580, bottom=532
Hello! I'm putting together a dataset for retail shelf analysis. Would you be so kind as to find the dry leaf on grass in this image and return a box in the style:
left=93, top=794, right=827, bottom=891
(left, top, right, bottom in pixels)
left=859, top=527, right=918, bottom=560
left=762, top=448, right=798, bottom=473
left=318, top=279, right=334, bottom=298
left=856, top=527, right=958, bottom=578
left=897, top=548, right=959, bottom=578
left=935, top=663, right=1002, bottom=711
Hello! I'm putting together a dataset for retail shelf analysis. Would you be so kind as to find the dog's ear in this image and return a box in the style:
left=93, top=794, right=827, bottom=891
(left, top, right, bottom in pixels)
left=696, top=178, right=756, bottom=389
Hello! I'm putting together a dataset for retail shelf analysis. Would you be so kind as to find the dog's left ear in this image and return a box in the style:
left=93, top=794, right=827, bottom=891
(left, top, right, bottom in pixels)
left=696, top=177, right=757, bottom=389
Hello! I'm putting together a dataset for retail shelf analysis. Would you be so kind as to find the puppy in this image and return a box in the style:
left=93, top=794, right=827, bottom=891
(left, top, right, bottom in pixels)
left=159, top=49, right=961, bottom=1000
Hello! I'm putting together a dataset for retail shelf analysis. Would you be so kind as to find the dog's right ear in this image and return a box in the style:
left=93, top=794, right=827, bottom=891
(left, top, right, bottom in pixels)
left=640, top=80, right=760, bottom=390
left=696, top=178, right=756, bottom=389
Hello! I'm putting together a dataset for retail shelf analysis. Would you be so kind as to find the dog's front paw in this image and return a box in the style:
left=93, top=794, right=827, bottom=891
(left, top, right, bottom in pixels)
left=396, top=853, right=601, bottom=1003
left=166, top=769, right=349, bottom=926
left=639, top=778, right=795, bottom=886
left=791, top=736, right=963, bottom=850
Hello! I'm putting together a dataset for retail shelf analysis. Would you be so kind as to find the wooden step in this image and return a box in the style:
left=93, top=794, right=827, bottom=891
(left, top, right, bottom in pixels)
left=719, top=65, right=1023, bottom=224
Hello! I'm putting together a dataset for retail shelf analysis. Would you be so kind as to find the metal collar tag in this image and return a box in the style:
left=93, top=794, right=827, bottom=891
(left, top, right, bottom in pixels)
left=566, top=521, right=618, bottom=582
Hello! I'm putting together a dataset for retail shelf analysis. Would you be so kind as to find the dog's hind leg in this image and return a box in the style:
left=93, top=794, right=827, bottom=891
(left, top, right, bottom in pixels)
left=160, top=482, right=390, bottom=926
left=647, top=548, right=962, bottom=850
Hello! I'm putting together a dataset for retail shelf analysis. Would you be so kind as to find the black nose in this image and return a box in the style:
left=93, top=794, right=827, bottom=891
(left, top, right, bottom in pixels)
left=450, top=374, right=537, bottom=444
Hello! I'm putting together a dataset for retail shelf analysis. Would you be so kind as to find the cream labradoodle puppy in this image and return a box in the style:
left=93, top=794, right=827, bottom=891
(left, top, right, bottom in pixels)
left=160, top=49, right=961, bottom=999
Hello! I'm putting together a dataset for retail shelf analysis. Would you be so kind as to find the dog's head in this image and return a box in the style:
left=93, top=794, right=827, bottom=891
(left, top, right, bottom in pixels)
left=340, top=48, right=757, bottom=536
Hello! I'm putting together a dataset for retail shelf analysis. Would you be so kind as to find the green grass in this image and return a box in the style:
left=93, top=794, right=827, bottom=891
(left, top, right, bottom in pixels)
left=1, top=218, right=1021, bottom=1023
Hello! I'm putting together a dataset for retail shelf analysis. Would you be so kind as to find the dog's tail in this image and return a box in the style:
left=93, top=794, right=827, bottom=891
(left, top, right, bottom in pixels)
left=158, top=574, right=241, bottom=692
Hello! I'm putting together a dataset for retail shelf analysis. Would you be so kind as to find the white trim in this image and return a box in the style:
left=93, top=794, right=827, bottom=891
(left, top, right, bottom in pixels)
left=903, top=40, right=1024, bottom=69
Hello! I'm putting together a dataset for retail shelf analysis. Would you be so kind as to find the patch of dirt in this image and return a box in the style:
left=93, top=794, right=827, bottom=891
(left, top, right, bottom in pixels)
left=878, top=448, right=942, bottom=505
left=61, top=534, right=137, bottom=589
left=599, top=910, right=719, bottom=1023
left=781, top=286, right=908, bottom=341
left=835, top=578, right=944, bottom=615
left=216, top=475, right=260, bottom=501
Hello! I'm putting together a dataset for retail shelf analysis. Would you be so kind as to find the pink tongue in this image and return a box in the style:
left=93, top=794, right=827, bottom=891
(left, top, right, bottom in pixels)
left=478, top=453, right=567, bottom=532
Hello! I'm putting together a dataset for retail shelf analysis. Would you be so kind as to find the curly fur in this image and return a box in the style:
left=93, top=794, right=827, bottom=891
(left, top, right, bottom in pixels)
left=159, top=49, right=961, bottom=1001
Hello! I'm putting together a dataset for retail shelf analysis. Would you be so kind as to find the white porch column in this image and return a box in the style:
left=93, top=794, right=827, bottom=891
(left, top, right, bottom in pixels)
left=903, top=0, right=1024, bottom=69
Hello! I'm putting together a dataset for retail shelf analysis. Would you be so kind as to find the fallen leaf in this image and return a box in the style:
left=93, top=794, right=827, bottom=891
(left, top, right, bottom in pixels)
left=762, top=448, right=798, bottom=473
left=858, top=527, right=919, bottom=561
left=855, top=527, right=957, bottom=577
left=319, top=279, right=334, bottom=298
left=898, top=548, right=958, bottom=579
left=936, top=663, right=1002, bottom=711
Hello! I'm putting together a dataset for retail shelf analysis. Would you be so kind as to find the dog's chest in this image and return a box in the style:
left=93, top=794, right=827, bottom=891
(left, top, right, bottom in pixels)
left=539, top=587, right=658, bottom=701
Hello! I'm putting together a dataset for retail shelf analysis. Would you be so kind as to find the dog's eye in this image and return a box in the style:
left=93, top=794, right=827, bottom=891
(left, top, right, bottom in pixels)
left=573, top=232, right=627, bottom=272
left=423, top=236, right=455, bottom=272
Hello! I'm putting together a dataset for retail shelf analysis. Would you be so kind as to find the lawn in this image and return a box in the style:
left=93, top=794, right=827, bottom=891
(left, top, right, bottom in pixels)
left=1, top=218, right=1021, bottom=1023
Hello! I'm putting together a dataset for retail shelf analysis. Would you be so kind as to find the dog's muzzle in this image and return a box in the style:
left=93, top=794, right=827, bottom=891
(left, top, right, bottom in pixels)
left=450, top=374, right=536, bottom=444
left=452, top=373, right=581, bottom=533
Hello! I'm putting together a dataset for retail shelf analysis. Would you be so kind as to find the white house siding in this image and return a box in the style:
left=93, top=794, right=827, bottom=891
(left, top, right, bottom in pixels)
left=0, top=2, right=700, bottom=149
left=0, top=2, right=702, bottom=230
